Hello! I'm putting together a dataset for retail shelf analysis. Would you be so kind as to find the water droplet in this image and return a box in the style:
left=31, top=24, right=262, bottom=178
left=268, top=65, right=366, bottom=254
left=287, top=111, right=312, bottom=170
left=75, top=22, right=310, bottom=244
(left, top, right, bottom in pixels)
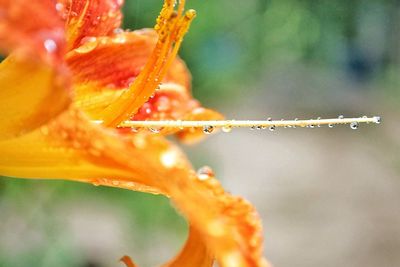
left=203, top=125, right=214, bottom=134
left=350, top=122, right=359, bottom=130
left=197, top=166, right=214, bottom=181
left=374, top=116, right=381, bottom=124
left=113, top=28, right=124, bottom=34
left=328, top=124, right=334, bottom=128
left=112, top=180, right=119, bottom=186
left=269, top=125, right=276, bottom=131
left=160, top=150, right=178, bottom=168
left=55, top=3, right=64, bottom=11
left=92, top=180, right=100, bottom=186
left=250, top=125, right=256, bottom=130
left=293, top=118, right=298, bottom=128
left=309, top=124, right=315, bottom=128
left=222, top=126, right=232, bottom=133
left=44, top=39, right=57, bottom=53
left=149, top=127, right=162, bottom=133
left=267, top=117, right=272, bottom=121
left=113, top=34, right=126, bottom=43
left=338, top=115, right=344, bottom=119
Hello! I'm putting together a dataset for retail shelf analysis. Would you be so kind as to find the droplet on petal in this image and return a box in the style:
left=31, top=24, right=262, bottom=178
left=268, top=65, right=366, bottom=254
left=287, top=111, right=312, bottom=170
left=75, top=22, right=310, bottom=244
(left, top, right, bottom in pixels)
left=197, top=166, right=214, bottom=181
left=44, top=39, right=57, bottom=53
left=160, top=150, right=178, bottom=168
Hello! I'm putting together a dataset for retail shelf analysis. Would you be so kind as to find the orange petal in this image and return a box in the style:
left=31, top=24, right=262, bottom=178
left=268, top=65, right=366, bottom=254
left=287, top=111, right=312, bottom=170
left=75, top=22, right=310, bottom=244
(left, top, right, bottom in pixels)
left=0, top=0, right=65, bottom=63
left=168, top=171, right=269, bottom=267
left=131, top=83, right=196, bottom=121
left=66, top=30, right=190, bottom=91
left=0, top=107, right=267, bottom=267
left=0, top=55, right=70, bottom=140
left=57, top=0, right=124, bottom=50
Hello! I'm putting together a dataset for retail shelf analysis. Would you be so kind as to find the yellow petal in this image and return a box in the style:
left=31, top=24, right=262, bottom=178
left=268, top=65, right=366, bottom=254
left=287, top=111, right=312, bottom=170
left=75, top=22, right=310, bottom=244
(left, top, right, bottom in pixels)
left=0, top=56, right=70, bottom=140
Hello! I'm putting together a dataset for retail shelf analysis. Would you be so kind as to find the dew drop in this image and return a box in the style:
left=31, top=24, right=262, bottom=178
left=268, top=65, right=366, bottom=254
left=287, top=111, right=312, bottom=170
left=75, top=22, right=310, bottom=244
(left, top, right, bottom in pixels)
left=113, top=34, right=126, bottom=43
left=309, top=124, right=315, bottom=128
left=92, top=181, right=100, bottom=187
left=250, top=125, right=256, bottom=130
left=149, top=127, right=162, bottom=133
left=113, top=28, right=124, bottom=34
left=160, top=150, right=178, bottom=168
left=44, top=39, right=57, bottom=53
left=203, top=125, right=214, bottom=134
left=222, top=126, right=232, bottom=133
left=55, top=2, right=64, bottom=11
left=350, top=122, right=359, bottom=130
left=338, top=115, right=344, bottom=119
left=328, top=124, right=334, bottom=128
left=293, top=118, right=298, bottom=128
left=197, top=166, right=214, bottom=181
left=112, top=180, right=120, bottom=186
left=269, top=125, right=276, bottom=132
left=374, top=116, right=381, bottom=124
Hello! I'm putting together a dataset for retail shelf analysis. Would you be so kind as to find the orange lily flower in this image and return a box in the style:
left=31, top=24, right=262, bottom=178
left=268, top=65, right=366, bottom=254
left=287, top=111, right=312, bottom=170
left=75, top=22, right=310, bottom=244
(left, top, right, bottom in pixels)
left=0, top=0, right=270, bottom=267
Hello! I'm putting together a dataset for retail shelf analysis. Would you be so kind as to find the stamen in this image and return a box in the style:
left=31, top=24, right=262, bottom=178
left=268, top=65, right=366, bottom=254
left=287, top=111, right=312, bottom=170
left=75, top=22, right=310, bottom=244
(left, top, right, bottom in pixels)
left=97, top=0, right=194, bottom=127
left=113, top=116, right=381, bottom=131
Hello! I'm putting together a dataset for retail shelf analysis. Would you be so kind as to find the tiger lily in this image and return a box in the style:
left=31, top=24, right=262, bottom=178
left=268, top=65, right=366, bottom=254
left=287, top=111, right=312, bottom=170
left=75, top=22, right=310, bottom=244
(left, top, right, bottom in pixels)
left=0, top=0, right=270, bottom=266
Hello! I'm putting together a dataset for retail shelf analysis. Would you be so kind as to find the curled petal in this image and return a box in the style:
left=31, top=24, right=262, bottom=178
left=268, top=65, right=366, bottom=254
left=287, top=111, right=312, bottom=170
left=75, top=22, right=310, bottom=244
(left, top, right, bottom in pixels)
left=0, top=0, right=65, bottom=62
left=57, top=0, right=124, bottom=50
left=121, top=227, right=214, bottom=267
left=0, top=56, right=70, bottom=140
left=161, top=227, right=214, bottom=267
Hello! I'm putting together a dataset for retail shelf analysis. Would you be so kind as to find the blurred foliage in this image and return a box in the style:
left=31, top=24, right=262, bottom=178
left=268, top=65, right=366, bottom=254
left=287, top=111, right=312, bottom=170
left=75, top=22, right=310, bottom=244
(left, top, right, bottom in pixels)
left=1, top=0, right=400, bottom=266
left=123, top=0, right=400, bottom=104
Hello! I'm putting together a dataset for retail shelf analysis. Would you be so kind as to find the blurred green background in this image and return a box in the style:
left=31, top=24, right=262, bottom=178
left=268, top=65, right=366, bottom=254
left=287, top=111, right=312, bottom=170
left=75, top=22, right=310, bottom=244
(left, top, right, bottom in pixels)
left=1, top=0, right=400, bottom=266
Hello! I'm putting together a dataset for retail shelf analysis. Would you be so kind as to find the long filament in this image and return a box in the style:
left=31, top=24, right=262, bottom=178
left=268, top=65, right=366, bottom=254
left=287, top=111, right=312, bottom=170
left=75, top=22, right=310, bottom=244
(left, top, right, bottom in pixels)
left=91, top=116, right=381, bottom=130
